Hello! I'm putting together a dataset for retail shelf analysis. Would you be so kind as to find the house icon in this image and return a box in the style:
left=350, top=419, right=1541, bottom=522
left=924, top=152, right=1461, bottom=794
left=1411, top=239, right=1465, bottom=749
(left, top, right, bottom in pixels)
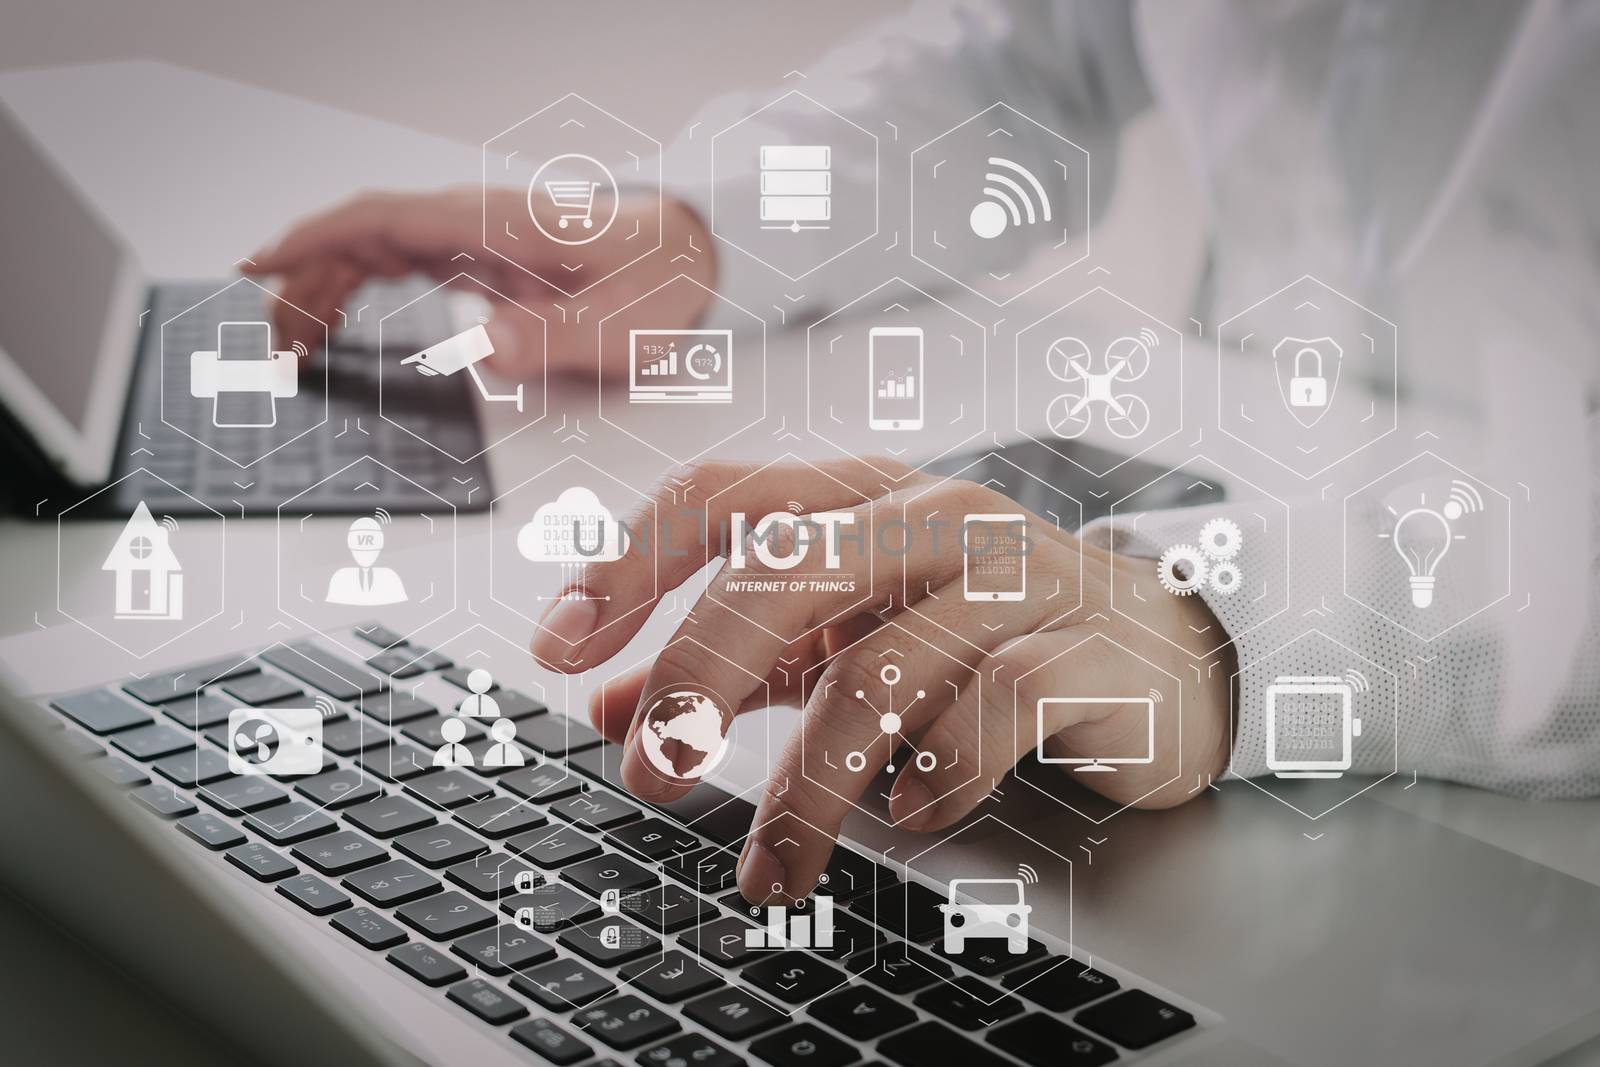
left=103, top=501, right=184, bottom=621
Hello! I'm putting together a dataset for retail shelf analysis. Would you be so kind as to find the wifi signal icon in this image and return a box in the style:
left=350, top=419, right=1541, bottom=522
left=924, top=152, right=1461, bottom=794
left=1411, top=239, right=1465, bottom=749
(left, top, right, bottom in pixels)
left=1016, top=863, right=1039, bottom=886
left=290, top=340, right=309, bottom=360
left=1443, top=480, right=1484, bottom=522
left=784, top=501, right=805, bottom=516
left=372, top=507, right=392, bottom=526
left=969, top=157, right=1053, bottom=240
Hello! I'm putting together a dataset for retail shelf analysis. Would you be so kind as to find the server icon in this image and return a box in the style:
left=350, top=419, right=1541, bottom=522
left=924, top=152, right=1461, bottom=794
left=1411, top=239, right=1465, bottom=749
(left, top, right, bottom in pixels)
left=759, top=145, right=831, bottom=231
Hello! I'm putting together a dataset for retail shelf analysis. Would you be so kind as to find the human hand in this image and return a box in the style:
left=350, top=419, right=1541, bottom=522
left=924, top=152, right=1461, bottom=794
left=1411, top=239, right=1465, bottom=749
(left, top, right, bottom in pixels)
left=531, top=458, right=1234, bottom=903
left=243, top=186, right=715, bottom=379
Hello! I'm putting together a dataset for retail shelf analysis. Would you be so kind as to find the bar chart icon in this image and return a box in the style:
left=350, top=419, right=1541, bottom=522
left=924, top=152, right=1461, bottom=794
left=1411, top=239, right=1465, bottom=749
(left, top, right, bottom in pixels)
left=744, top=895, right=835, bottom=950
left=759, top=145, right=831, bottom=232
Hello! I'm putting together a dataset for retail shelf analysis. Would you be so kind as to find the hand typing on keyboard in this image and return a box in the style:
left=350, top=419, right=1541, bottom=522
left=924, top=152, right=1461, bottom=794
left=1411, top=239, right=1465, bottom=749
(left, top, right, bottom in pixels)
left=243, top=186, right=715, bottom=380
left=530, top=458, right=1234, bottom=903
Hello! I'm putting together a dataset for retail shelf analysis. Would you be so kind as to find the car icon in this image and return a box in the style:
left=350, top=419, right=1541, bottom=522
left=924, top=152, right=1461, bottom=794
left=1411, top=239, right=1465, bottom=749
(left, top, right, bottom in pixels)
left=939, top=877, right=1032, bottom=955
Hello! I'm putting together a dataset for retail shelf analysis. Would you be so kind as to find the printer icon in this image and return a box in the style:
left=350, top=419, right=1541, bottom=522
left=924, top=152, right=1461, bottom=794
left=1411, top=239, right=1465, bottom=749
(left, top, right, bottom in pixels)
left=190, top=321, right=303, bottom=428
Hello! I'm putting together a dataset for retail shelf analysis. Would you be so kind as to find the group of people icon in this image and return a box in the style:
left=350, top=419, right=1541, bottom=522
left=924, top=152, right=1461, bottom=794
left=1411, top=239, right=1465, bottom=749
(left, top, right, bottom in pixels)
left=433, top=668, right=525, bottom=770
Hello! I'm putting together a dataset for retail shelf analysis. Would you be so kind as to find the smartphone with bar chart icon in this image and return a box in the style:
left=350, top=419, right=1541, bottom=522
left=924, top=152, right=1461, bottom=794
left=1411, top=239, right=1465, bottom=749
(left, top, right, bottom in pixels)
left=745, top=894, right=836, bottom=951
left=869, top=326, right=924, bottom=431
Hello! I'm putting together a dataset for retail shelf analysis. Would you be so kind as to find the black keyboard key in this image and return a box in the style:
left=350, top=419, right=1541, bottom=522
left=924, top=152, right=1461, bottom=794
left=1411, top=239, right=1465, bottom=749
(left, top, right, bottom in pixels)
left=225, top=842, right=297, bottom=882
left=343, top=859, right=442, bottom=906
left=1000, top=958, right=1119, bottom=1012
left=199, top=776, right=289, bottom=816
left=292, top=830, right=389, bottom=875
left=682, top=915, right=761, bottom=968
left=109, top=723, right=192, bottom=761
left=573, top=994, right=678, bottom=1051
left=502, top=764, right=584, bottom=803
left=639, top=1034, right=742, bottom=1067
left=403, top=770, right=493, bottom=810
left=367, top=650, right=427, bottom=678
left=517, top=714, right=603, bottom=757
left=393, top=821, right=488, bottom=870
left=654, top=784, right=755, bottom=848
left=512, top=1018, right=593, bottom=1065
left=561, top=916, right=661, bottom=967
left=913, top=976, right=1024, bottom=1028
left=52, top=690, right=150, bottom=734
left=353, top=623, right=406, bottom=648
left=936, top=937, right=1047, bottom=977
left=685, top=987, right=786, bottom=1041
left=454, top=795, right=548, bottom=839
left=333, top=907, right=408, bottom=950
left=490, top=689, right=547, bottom=721
left=852, top=882, right=946, bottom=943
left=810, top=986, right=915, bottom=1040
left=122, top=657, right=256, bottom=705
left=161, top=693, right=234, bottom=730
left=244, top=801, right=337, bottom=844
left=397, top=890, right=495, bottom=940
left=1074, top=989, right=1194, bottom=1050
left=607, top=817, right=703, bottom=862
left=511, top=959, right=616, bottom=1010
left=263, top=642, right=386, bottom=701
left=364, top=689, right=437, bottom=726
left=550, top=790, right=642, bottom=832
left=345, top=794, right=436, bottom=837
left=618, top=882, right=716, bottom=934
left=295, top=767, right=381, bottom=809
left=664, top=845, right=738, bottom=893
left=510, top=825, right=603, bottom=869
left=749, top=1023, right=856, bottom=1067
left=988, top=1014, right=1117, bottom=1067
left=504, top=883, right=601, bottom=933
left=620, top=951, right=724, bottom=1004
left=177, top=812, right=245, bottom=850
left=820, top=849, right=895, bottom=900
left=357, top=742, right=433, bottom=781
left=153, top=748, right=232, bottom=788
left=880, top=1021, right=1010, bottom=1067
left=388, top=941, right=466, bottom=987
left=562, top=853, right=657, bottom=898
left=447, top=978, right=528, bottom=1026
left=454, top=923, right=556, bottom=975
left=130, top=782, right=197, bottom=818
left=743, top=952, right=848, bottom=1005
left=277, top=873, right=351, bottom=916
left=847, top=942, right=951, bottom=995
left=320, top=717, right=390, bottom=757
left=94, top=757, right=150, bottom=786
left=221, top=672, right=303, bottom=706
left=448, top=854, right=537, bottom=900
left=56, top=731, right=105, bottom=758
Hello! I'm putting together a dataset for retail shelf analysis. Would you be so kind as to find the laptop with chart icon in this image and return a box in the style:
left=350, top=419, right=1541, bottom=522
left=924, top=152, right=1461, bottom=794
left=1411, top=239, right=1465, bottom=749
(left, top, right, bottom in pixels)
left=629, top=329, right=733, bottom=404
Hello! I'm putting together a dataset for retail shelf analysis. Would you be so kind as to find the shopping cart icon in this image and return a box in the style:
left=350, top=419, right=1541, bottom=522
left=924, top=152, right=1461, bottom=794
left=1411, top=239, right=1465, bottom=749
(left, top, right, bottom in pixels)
left=545, top=179, right=599, bottom=230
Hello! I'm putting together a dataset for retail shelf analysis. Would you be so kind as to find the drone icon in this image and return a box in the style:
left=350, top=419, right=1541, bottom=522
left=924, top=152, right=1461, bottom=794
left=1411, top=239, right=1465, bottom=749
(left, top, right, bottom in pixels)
left=1043, top=330, right=1155, bottom=441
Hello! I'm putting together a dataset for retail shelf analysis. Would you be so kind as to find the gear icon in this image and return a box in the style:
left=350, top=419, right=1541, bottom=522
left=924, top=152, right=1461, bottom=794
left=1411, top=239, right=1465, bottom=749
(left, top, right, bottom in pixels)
left=1157, top=544, right=1208, bottom=596
left=1209, top=561, right=1242, bottom=595
left=1198, top=517, right=1242, bottom=560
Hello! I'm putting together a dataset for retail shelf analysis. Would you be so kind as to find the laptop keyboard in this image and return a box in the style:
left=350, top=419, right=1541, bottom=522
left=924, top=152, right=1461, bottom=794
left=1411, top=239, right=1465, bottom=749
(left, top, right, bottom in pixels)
left=39, top=626, right=1205, bottom=1065
left=109, top=279, right=491, bottom=516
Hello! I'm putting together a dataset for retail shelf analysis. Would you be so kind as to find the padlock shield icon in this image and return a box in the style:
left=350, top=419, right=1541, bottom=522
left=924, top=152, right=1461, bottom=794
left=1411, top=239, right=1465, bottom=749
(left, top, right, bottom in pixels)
left=1272, top=335, right=1343, bottom=428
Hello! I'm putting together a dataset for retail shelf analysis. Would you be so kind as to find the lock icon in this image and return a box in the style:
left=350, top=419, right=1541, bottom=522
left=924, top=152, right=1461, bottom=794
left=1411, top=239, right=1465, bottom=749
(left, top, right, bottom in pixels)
left=1289, top=347, right=1327, bottom=407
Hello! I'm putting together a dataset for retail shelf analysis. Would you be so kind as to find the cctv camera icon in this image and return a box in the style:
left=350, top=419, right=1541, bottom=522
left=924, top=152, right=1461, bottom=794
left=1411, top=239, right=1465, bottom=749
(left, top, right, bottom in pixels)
left=401, top=323, right=523, bottom=412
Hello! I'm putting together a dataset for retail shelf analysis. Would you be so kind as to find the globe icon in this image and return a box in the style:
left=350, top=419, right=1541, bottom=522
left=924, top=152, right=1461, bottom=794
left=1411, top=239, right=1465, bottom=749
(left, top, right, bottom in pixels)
left=638, top=689, right=729, bottom=782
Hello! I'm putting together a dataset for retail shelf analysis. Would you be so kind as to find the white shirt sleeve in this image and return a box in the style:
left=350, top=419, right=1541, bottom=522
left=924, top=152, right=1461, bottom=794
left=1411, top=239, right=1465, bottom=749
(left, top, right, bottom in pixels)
left=661, top=0, right=1152, bottom=319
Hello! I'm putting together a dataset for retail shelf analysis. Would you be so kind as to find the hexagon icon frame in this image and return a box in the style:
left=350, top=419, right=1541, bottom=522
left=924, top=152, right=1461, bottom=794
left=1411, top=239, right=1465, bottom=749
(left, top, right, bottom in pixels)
left=1107, top=457, right=1291, bottom=660
left=1217, top=274, right=1399, bottom=480
left=481, top=93, right=662, bottom=298
left=275, top=456, right=458, bottom=658
left=710, top=88, right=879, bottom=282
left=804, top=276, right=987, bottom=481
left=910, top=102, right=1092, bottom=308
left=1013, top=286, right=1184, bottom=479
left=158, top=276, right=329, bottom=469
left=895, top=812, right=1075, bottom=1002
left=596, top=273, right=767, bottom=466
left=488, top=454, right=659, bottom=663
left=1009, top=630, right=1183, bottom=823
left=1228, top=627, right=1400, bottom=820
left=898, top=451, right=1085, bottom=653
left=798, top=619, right=981, bottom=826
left=377, top=273, right=548, bottom=463
left=1342, top=450, right=1512, bottom=643
left=702, top=453, right=877, bottom=646
left=56, top=468, right=227, bottom=661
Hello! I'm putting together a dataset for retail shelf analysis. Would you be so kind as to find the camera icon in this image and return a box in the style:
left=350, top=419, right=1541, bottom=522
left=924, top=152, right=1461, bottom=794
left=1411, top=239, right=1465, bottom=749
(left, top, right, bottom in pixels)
left=227, top=706, right=324, bottom=777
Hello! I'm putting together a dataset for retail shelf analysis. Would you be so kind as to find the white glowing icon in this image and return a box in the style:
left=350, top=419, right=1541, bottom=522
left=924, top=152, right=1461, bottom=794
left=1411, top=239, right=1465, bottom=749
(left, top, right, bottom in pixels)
left=1384, top=480, right=1484, bottom=608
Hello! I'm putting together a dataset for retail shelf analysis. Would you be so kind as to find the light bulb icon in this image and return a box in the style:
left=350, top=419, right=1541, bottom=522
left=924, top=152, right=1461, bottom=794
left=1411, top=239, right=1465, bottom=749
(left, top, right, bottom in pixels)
left=1385, top=481, right=1483, bottom=609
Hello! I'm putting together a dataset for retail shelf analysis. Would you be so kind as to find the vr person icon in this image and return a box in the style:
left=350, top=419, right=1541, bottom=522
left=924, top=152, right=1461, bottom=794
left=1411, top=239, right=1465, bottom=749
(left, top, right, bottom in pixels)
left=325, top=516, right=408, bottom=606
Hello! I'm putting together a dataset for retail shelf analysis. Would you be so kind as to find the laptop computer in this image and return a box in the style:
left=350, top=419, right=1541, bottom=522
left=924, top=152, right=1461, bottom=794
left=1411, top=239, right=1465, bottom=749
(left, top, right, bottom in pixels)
left=0, top=100, right=491, bottom=518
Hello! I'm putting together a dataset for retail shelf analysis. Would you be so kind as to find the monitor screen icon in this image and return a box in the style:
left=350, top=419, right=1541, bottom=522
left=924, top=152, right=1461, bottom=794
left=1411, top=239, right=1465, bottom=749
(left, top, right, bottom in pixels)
left=629, top=329, right=733, bottom=404
left=1035, top=695, right=1157, bottom=772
